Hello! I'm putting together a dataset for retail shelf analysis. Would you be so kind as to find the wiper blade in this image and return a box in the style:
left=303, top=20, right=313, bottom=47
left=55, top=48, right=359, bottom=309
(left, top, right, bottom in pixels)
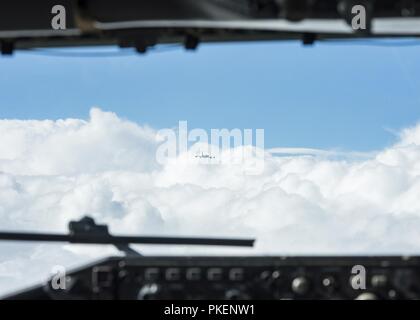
left=0, top=216, right=255, bottom=248
left=0, top=231, right=254, bottom=247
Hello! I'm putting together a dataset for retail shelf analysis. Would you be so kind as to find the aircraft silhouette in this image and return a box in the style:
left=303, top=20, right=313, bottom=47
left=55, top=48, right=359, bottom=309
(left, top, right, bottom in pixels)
left=195, top=151, right=215, bottom=159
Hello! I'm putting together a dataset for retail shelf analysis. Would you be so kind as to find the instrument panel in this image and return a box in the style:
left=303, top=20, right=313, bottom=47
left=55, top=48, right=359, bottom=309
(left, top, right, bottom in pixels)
left=14, top=255, right=419, bottom=300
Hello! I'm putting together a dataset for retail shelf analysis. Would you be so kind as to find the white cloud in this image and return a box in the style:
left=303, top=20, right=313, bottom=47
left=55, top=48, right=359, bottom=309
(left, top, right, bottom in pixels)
left=1, top=108, right=420, bottom=295
left=0, top=108, right=159, bottom=176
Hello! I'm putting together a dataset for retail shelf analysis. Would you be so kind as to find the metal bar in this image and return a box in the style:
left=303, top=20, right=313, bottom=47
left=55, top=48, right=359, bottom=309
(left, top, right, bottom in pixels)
left=0, top=232, right=255, bottom=247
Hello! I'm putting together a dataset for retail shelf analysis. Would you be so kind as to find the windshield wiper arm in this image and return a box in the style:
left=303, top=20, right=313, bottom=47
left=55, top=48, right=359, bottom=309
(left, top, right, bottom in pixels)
left=0, top=216, right=255, bottom=255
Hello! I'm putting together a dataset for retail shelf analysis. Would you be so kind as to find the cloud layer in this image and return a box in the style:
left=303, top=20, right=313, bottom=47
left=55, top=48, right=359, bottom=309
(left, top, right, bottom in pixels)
left=1, top=108, right=420, bottom=294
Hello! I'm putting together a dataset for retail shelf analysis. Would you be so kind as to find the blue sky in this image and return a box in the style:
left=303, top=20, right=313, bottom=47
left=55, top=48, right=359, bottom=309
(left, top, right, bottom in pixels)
left=1, top=40, right=420, bottom=151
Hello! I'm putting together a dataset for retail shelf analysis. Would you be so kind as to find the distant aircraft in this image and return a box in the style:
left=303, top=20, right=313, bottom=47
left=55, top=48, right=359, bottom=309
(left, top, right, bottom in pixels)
left=195, top=151, right=215, bottom=159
